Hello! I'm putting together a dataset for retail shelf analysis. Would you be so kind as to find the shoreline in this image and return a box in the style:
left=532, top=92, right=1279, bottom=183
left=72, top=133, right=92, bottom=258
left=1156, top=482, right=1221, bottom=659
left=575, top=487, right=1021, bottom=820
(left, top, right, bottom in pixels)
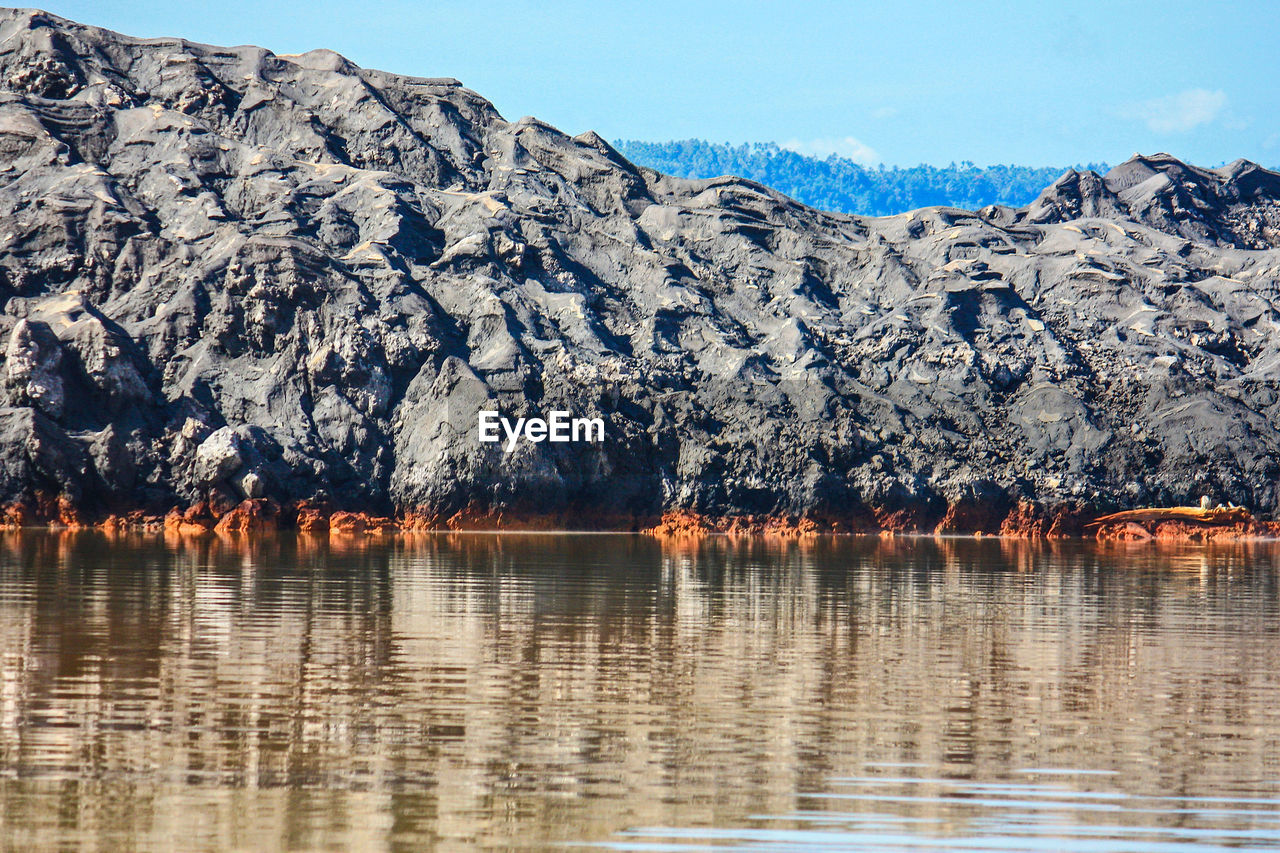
left=5, top=527, right=1280, bottom=549
left=3, top=497, right=1279, bottom=543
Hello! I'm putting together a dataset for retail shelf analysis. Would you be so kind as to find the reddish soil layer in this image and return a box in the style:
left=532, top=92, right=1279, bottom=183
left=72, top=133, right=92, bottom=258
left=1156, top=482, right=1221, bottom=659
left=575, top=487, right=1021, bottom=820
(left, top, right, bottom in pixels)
left=2, top=494, right=1277, bottom=542
left=1091, top=518, right=1280, bottom=542
left=644, top=502, right=1097, bottom=539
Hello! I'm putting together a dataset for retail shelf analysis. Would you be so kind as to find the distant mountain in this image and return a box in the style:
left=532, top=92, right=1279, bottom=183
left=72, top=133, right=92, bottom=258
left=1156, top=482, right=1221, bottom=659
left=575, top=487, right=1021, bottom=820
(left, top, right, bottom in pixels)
left=614, top=140, right=1108, bottom=216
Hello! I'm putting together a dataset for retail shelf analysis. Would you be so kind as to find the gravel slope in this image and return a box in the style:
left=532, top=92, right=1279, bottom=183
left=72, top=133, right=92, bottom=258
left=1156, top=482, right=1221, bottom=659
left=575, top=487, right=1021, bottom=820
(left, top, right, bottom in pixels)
left=2, top=9, right=1280, bottom=529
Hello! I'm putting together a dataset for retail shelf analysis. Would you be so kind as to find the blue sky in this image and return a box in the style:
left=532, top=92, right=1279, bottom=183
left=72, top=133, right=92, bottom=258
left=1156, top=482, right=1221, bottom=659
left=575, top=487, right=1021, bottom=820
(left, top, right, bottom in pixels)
left=40, top=0, right=1280, bottom=167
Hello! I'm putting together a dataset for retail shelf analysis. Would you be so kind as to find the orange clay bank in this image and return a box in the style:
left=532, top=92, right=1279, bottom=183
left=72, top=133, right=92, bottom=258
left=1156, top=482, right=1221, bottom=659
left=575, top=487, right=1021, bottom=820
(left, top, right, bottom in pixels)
left=1086, top=505, right=1279, bottom=542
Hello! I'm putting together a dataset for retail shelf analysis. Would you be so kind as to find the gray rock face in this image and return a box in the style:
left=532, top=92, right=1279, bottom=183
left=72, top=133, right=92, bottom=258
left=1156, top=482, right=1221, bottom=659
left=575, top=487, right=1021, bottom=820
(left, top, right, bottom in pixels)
left=1, top=9, right=1280, bottom=525
left=193, top=427, right=242, bottom=486
left=3, top=318, right=63, bottom=417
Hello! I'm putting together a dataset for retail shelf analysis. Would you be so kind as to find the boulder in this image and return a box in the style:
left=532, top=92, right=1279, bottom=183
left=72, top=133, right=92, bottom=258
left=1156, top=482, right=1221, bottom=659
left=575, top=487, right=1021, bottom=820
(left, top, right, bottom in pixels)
left=3, top=320, right=65, bottom=419
left=193, top=427, right=243, bottom=485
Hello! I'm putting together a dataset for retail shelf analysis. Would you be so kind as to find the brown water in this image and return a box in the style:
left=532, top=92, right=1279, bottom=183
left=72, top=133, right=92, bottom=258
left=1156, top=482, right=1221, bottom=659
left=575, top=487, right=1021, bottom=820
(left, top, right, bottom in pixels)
left=1, top=532, right=1279, bottom=851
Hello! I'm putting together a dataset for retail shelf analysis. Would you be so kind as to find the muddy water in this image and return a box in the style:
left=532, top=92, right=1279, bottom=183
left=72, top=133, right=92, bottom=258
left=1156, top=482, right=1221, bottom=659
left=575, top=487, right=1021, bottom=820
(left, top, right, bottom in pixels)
left=1, top=532, right=1278, bottom=851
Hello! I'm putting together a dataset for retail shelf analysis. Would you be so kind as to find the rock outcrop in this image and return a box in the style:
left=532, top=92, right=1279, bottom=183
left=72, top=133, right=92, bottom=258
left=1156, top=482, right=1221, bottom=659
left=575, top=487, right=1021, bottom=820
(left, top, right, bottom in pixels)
left=2, top=9, right=1280, bottom=533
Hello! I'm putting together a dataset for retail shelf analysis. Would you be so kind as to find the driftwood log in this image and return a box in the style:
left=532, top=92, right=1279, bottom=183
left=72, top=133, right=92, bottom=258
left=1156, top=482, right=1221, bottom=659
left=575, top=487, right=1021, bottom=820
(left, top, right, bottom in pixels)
left=1086, top=507, right=1253, bottom=528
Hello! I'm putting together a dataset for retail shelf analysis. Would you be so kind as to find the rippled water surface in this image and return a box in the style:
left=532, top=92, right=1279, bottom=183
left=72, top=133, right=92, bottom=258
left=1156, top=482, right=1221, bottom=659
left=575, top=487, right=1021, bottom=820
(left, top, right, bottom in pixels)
left=1, top=532, right=1279, bottom=851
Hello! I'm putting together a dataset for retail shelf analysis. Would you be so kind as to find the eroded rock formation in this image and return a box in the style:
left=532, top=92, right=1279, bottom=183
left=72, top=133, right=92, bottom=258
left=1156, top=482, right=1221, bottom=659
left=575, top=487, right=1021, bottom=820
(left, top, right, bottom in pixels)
left=2, top=10, right=1280, bottom=533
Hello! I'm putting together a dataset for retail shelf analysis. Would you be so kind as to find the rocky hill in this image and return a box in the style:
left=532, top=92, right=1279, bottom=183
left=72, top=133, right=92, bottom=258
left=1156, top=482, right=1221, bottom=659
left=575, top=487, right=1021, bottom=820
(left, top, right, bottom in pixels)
left=2, top=8, right=1280, bottom=533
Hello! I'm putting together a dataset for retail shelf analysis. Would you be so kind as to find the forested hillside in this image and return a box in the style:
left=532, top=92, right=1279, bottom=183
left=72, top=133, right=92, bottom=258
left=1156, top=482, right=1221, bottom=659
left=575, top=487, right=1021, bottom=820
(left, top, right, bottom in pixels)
left=614, top=139, right=1108, bottom=216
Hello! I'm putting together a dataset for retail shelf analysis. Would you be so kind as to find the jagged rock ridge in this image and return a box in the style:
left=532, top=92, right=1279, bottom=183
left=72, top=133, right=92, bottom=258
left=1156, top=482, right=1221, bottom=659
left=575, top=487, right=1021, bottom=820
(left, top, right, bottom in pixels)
left=2, top=8, right=1280, bottom=530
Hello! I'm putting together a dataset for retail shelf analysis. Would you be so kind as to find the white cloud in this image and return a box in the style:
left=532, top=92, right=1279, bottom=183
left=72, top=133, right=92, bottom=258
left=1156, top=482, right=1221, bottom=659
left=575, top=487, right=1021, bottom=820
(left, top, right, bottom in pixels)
left=1124, top=88, right=1227, bottom=134
left=780, top=136, right=880, bottom=165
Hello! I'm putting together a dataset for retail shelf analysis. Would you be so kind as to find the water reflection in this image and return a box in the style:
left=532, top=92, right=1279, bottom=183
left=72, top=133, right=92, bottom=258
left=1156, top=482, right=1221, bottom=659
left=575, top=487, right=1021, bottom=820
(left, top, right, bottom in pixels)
left=0, top=533, right=1278, bottom=850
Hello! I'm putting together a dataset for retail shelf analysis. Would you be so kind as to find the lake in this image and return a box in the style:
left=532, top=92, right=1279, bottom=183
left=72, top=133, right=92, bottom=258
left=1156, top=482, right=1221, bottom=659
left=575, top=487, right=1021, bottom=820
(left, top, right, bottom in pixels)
left=1, top=532, right=1279, bottom=851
